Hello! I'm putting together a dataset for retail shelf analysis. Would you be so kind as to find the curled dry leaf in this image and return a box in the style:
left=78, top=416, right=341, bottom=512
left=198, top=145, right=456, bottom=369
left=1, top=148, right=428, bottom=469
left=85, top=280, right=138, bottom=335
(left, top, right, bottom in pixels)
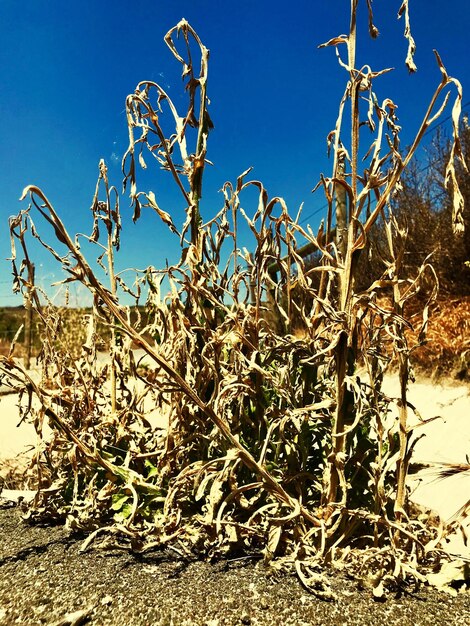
left=398, top=0, right=417, bottom=72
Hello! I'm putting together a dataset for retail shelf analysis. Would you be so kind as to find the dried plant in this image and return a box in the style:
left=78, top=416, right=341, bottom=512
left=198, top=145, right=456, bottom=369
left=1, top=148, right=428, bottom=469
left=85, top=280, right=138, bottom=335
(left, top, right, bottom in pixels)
left=0, top=4, right=467, bottom=595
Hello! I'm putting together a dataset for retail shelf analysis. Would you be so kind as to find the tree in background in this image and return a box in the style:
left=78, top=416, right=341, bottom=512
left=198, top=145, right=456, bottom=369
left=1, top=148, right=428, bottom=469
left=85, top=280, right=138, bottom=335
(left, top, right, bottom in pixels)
left=350, top=117, right=469, bottom=298
left=369, top=119, right=470, bottom=295
left=427, top=118, right=470, bottom=292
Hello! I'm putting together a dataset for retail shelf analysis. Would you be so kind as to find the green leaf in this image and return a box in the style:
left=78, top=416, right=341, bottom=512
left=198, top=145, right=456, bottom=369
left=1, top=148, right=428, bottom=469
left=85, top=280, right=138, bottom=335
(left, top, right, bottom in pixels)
left=111, top=493, right=129, bottom=512
left=114, top=503, right=134, bottom=523
left=144, top=460, right=159, bottom=479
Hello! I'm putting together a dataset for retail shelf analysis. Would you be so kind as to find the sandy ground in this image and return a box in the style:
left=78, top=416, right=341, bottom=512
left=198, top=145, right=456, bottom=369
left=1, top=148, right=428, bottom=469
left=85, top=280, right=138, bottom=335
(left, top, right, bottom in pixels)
left=381, top=376, right=470, bottom=520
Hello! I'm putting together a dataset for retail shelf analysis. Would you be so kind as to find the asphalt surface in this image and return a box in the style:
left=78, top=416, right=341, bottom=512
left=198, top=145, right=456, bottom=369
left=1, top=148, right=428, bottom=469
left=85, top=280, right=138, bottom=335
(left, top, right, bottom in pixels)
left=0, top=505, right=469, bottom=626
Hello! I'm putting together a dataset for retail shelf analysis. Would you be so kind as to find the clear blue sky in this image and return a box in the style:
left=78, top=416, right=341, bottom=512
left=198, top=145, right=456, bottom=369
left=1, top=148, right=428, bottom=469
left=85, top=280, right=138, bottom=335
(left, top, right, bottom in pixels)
left=1, top=0, right=469, bottom=306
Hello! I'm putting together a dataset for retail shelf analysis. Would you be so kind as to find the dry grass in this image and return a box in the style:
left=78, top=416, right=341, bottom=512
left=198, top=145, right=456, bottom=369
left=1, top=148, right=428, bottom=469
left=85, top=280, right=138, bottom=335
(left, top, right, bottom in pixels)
left=410, top=295, right=470, bottom=378
left=0, top=455, right=38, bottom=491
left=357, top=292, right=470, bottom=379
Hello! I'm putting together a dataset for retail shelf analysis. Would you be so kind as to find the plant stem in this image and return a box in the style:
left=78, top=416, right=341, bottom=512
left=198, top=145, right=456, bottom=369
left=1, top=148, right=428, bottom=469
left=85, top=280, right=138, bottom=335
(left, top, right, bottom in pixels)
left=325, top=0, right=360, bottom=511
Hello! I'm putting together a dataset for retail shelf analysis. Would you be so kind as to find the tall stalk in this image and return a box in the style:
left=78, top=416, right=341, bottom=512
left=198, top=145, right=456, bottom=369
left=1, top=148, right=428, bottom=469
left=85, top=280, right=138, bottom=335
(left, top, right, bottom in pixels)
left=90, top=159, right=121, bottom=415
left=322, top=0, right=466, bottom=519
left=325, top=0, right=361, bottom=511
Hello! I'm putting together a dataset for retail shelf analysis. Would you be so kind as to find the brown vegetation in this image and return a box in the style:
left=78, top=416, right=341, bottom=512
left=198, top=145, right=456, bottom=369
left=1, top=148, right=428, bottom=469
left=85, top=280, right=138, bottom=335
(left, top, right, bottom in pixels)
left=409, top=295, right=470, bottom=378
left=0, top=3, right=468, bottom=595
